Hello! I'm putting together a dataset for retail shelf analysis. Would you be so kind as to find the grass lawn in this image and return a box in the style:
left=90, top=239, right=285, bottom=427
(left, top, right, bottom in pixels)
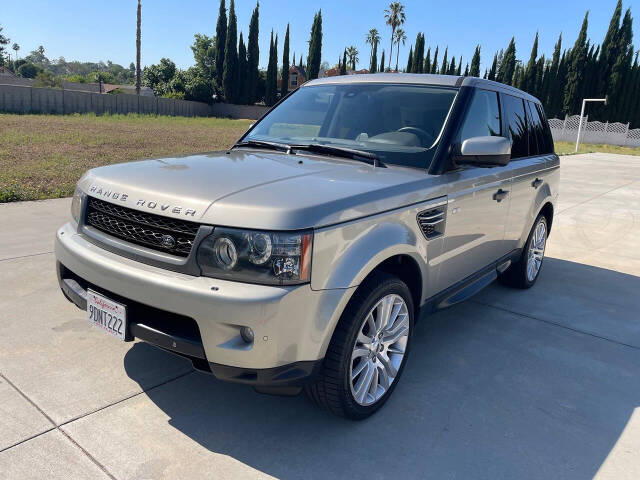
left=0, top=113, right=252, bottom=202
left=554, top=141, right=640, bottom=156
left=2, top=113, right=639, bottom=203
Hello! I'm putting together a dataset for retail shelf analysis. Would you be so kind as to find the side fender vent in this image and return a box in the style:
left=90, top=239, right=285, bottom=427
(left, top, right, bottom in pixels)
left=417, top=206, right=446, bottom=239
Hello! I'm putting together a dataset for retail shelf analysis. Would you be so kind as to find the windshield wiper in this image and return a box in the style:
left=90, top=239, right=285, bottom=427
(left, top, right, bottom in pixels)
left=232, top=139, right=292, bottom=153
left=290, top=143, right=383, bottom=167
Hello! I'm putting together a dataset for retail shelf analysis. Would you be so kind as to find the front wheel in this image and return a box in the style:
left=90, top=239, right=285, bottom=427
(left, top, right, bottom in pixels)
left=499, top=214, right=548, bottom=289
left=306, top=272, right=414, bottom=420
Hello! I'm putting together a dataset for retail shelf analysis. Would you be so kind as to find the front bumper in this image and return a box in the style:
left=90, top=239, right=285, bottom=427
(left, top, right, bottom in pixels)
left=55, top=222, right=354, bottom=386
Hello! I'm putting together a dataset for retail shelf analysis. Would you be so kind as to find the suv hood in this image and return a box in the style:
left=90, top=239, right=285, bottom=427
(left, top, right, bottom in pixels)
left=79, top=150, right=446, bottom=230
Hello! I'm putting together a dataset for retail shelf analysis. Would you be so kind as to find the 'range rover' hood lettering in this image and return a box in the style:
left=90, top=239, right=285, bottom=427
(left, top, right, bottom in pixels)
left=88, top=185, right=197, bottom=216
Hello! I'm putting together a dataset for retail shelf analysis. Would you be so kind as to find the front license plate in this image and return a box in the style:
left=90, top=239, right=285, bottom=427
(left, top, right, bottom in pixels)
left=87, top=290, right=127, bottom=341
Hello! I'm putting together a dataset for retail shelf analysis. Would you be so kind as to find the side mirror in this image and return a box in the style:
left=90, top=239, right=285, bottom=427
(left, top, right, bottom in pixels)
left=455, top=136, right=511, bottom=167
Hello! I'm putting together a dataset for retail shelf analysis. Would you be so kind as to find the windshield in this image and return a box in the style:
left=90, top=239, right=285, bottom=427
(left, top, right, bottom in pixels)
left=244, top=83, right=458, bottom=169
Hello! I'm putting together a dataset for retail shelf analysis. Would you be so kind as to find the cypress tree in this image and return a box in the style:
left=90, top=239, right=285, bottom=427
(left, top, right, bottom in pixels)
left=534, top=55, right=545, bottom=98
left=512, top=64, right=523, bottom=88
left=281, top=23, right=290, bottom=98
left=608, top=8, right=634, bottom=119
left=406, top=46, right=413, bottom=72
left=307, top=10, right=323, bottom=80
left=545, top=34, right=562, bottom=110
left=440, top=47, right=448, bottom=75
left=424, top=47, right=431, bottom=74
left=598, top=0, right=623, bottom=100
left=237, top=32, right=248, bottom=104
left=447, top=55, right=456, bottom=75
left=246, top=2, right=259, bottom=104
left=464, top=63, right=469, bottom=76
left=564, top=12, right=589, bottom=115
left=265, top=31, right=278, bottom=106
left=214, top=0, right=227, bottom=90
left=469, top=45, right=481, bottom=77
left=299, top=55, right=303, bottom=68
left=456, top=56, right=462, bottom=76
left=340, top=49, right=347, bottom=75
left=222, top=0, right=238, bottom=102
left=488, top=53, right=498, bottom=80
left=412, top=33, right=424, bottom=73
left=496, top=37, right=516, bottom=85
left=370, top=42, right=378, bottom=73
left=431, top=46, right=439, bottom=74
left=380, top=50, right=385, bottom=72
left=521, top=32, right=539, bottom=92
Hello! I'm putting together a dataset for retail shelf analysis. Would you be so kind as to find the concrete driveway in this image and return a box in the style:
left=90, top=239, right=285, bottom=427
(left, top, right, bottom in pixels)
left=1, top=152, right=639, bottom=479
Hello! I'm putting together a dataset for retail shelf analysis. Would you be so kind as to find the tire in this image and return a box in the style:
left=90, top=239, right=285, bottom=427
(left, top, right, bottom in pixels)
left=499, top=214, right=548, bottom=289
left=306, top=272, right=414, bottom=420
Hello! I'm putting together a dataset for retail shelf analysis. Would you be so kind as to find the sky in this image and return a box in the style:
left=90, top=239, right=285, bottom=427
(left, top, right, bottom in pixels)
left=3, top=0, right=639, bottom=75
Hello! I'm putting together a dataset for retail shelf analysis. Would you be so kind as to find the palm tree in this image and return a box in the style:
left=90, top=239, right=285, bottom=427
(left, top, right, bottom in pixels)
left=135, top=0, right=142, bottom=95
left=346, top=46, right=359, bottom=70
left=384, top=2, right=406, bottom=70
left=12, top=43, right=19, bottom=62
left=365, top=28, right=381, bottom=70
left=393, top=28, right=406, bottom=71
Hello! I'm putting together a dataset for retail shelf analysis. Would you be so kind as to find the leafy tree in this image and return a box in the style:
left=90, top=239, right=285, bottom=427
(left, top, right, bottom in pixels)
left=366, top=28, right=381, bottom=73
left=469, top=45, right=481, bottom=77
left=563, top=12, right=589, bottom=114
left=384, top=2, right=405, bottom=70
left=12, top=43, right=19, bottom=61
left=0, top=25, right=9, bottom=67
left=307, top=10, right=323, bottom=80
left=247, top=2, right=260, bottom=104
left=281, top=24, right=290, bottom=98
left=191, top=34, right=216, bottom=81
left=215, top=0, right=227, bottom=89
left=17, top=63, right=39, bottom=78
left=222, top=0, right=238, bottom=102
left=237, top=32, right=248, bottom=104
left=136, top=0, right=141, bottom=94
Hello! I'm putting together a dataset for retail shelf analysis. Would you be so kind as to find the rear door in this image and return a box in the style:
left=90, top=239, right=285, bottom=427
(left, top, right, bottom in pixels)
left=503, top=95, right=554, bottom=252
left=436, top=89, right=512, bottom=291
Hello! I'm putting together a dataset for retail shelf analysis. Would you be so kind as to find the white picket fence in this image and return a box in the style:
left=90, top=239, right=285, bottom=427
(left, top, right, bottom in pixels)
left=549, top=115, right=640, bottom=147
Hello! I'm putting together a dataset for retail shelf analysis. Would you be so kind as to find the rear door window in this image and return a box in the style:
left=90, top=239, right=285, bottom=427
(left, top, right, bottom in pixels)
left=502, top=94, right=529, bottom=159
left=457, top=89, right=501, bottom=144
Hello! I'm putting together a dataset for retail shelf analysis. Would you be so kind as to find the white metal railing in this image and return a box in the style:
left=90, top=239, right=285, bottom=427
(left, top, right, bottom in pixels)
left=550, top=115, right=639, bottom=147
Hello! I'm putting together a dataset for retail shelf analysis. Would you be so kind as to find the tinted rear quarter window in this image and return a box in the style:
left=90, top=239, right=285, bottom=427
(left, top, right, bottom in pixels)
left=502, top=94, right=529, bottom=159
left=525, top=101, right=543, bottom=156
left=535, top=103, right=555, bottom=154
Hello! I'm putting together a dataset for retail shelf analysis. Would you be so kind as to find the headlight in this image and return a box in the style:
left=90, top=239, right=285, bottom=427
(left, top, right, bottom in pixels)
left=70, top=187, right=85, bottom=225
left=196, top=228, right=312, bottom=285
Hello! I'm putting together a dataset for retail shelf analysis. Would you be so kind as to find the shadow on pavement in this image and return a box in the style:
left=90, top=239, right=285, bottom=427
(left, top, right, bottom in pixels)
left=125, top=258, right=640, bottom=479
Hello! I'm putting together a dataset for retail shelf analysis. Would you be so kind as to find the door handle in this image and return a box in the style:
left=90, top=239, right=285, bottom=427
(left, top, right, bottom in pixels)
left=493, top=189, right=509, bottom=202
left=532, top=178, right=543, bottom=188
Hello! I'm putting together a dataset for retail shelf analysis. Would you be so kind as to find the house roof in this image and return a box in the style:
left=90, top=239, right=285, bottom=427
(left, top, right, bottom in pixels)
left=290, top=65, right=306, bottom=77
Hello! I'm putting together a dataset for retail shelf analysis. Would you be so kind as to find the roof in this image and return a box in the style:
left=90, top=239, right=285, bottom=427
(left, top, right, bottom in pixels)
left=290, top=65, right=306, bottom=77
left=303, top=73, right=540, bottom=103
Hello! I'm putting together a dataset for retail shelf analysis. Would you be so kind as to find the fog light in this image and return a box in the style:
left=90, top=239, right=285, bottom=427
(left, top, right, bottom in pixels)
left=240, top=326, right=254, bottom=343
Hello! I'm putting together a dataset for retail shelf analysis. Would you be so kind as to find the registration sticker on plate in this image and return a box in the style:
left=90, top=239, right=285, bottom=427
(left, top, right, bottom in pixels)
left=87, top=290, right=127, bottom=341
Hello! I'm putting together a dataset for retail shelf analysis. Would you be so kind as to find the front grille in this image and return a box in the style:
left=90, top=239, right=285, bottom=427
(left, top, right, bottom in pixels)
left=85, top=197, right=200, bottom=257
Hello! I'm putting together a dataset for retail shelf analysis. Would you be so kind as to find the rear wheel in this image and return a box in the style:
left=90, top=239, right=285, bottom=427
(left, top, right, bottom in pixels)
left=499, top=214, right=548, bottom=289
left=306, top=272, right=414, bottom=419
